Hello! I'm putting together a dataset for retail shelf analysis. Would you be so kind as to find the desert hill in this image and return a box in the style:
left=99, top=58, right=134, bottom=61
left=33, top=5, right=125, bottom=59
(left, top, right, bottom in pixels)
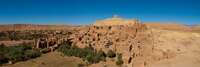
left=70, top=18, right=150, bottom=67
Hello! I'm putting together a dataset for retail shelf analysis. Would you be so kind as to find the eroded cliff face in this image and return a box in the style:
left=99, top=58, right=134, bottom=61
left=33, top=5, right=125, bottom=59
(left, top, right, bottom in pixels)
left=69, top=16, right=154, bottom=67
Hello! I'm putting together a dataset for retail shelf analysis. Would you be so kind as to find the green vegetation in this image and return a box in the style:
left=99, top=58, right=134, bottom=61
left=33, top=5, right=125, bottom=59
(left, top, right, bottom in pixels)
left=77, top=63, right=85, bottom=67
left=0, top=32, right=9, bottom=40
left=58, top=43, right=106, bottom=64
left=116, top=54, right=124, bottom=66
left=40, top=48, right=51, bottom=54
left=24, top=49, right=41, bottom=59
left=107, top=50, right=116, bottom=58
left=0, top=52, right=7, bottom=64
left=0, top=43, right=41, bottom=64
left=58, top=41, right=118, bottom=64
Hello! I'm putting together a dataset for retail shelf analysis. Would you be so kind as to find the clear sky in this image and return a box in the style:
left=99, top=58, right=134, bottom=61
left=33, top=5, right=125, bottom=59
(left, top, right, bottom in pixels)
left=0, top=0, right=199, bottom=25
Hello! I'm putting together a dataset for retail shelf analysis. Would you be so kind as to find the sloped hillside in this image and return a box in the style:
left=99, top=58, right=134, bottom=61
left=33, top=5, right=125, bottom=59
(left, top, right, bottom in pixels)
left=144, top=23, right=191, bottom=31
left=68, top=16, right=155, bottom=67
left=68, top=17, right=200, bottom=67
left=147, top=28, right=200, bottom=67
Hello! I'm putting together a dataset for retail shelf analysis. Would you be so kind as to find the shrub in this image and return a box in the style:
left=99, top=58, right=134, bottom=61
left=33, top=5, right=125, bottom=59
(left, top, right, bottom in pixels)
left=0, top=43, right=41, bottom=64
left=96, top=50, right=106, bottom=61
left=107, top=50, right=116, bottom=58
left=116, top=54, right=124, bottom=66
left=0, top=52, right=7, bottom=64
left=0, top=32, right=9, bottom=41
left=5, top=47, right=24, bottom=61
left=17, top=43, right=32, bottom=50
left=77, top=63, right=85, bottom=67
left=40, top=48, right=51, bottom=54
left=0, top=44, right=7, bottom=53
left=58, top=43, right=107, bottom=64
left=24, top=49, right=41, bottom=59
left=9, top=32, right=20, bottom=41
left=57, top=41, right=71, bottom=52
left=108, top=26, right=112, bottom=30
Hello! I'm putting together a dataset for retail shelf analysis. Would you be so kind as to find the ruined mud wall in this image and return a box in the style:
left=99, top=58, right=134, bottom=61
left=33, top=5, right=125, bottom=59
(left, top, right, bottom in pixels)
left=70, top=23, right=154, bottom=67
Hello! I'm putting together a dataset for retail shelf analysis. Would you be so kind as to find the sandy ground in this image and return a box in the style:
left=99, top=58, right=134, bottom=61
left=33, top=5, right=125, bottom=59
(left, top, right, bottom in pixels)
left=147, top=29, right=200, bottom=67
left=89, top=58, right=117, bottom=67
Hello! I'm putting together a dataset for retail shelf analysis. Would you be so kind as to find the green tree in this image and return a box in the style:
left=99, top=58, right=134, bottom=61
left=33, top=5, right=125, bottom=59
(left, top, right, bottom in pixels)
left=107, top=50, right=116, bottom=58
left=24, top=49, right=41, bottom=59
left=9, top=32, right=20, bottom=41
left=5, top=47, right=24, bottom=61
left=0, top=52, right=7, bottom=64
left=116, top=54, right=124, bottom=66
left=97, top=50, right=106, bottom=61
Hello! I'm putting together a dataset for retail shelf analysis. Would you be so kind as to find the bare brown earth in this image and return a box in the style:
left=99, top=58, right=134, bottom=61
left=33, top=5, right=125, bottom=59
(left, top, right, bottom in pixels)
left=145, top=22, right=200, bottom=32
left=144, top=23, right=191, bottom=31
left=147, top=28, right=200, bottom=67
left=140, top=22, right=200, bottom=67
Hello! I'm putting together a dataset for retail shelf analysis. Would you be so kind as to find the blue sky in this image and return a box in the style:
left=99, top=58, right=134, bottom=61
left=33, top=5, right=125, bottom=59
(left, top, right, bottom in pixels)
left=0, top=0, right=199, bottom=25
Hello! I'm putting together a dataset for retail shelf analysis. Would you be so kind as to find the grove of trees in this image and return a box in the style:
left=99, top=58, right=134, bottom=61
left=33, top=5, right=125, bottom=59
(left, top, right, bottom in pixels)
left=116, top=54, right=124, bottom=66
left=57, top=41, right=118, bottom=64
left=0, top=43, right=41, bottom=64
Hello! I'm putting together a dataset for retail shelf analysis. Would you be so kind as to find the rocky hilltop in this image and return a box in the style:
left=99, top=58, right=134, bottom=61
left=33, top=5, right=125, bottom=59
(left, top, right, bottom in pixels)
left=70, top=16, right=200, bottom=67
left=69, top=16, right=154, bottom=67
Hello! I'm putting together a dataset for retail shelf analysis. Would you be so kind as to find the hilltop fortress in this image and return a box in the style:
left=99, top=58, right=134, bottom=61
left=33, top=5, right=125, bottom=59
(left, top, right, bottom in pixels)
left=69, top=16, right=153, bottom=67
left=15, top=16, right=150, bottom=67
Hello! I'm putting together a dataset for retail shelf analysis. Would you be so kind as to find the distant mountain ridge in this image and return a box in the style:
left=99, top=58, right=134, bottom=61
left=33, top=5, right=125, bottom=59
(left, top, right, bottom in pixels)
left=0, top=24, right=74, bottom=31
